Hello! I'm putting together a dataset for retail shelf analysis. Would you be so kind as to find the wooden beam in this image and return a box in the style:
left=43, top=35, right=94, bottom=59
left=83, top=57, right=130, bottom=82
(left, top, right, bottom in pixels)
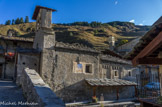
left=93, top=87, right=96, bottom=97
left=152, top=52, right=159, bottom=54
left=134, top=86, right=138, bottom=98
left=150, top=53, right=159, bottom=55
left=138, top=58, right=162, bottom=65
left=132, top=31, right=162, bottom=66
left=148, top=55, right=158, bottom=57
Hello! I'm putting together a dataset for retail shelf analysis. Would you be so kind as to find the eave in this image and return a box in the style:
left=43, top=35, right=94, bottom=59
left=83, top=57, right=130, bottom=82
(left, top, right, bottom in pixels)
left=132, top=31, right=162, bottom=66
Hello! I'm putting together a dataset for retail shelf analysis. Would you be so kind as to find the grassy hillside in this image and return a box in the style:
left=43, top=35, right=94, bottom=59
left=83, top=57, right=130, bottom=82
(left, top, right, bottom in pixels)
left=0, top=21, right=150, bottom=50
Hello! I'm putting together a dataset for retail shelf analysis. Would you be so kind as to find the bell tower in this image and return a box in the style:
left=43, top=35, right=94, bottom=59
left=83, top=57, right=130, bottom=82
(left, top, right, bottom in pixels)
left=108, top=36, right=115, bottom=50
left=32, top=6, right=56, bottom=50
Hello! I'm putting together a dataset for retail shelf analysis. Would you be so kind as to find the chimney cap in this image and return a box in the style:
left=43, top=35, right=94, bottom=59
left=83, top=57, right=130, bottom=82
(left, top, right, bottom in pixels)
left=32, top=5, right=56, bottom=20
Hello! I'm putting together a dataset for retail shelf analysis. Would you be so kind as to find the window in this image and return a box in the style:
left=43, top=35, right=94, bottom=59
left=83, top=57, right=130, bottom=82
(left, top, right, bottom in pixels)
left=22, top=62, right=25, bottom=65
left=128, top=71, right=131, bottom=76
left=114, top=70, right=118, bottom=77
left=34, top=63, right=37, bottom=66
left=85, top=64, right=92, bottom=73
left=73, top=62, right=93, bottom=74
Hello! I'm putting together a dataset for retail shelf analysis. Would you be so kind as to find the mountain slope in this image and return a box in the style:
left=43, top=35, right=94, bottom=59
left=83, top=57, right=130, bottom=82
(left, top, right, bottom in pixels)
left=0, top=21, right=150, bottom=50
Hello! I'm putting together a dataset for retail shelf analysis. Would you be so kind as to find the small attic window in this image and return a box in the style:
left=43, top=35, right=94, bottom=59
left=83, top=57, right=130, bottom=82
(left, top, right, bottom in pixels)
left=129, top=71, right=131, bottom=76
left=114, top=70, right=118, bottom=77
left=22, top=62, right=25, bottom=65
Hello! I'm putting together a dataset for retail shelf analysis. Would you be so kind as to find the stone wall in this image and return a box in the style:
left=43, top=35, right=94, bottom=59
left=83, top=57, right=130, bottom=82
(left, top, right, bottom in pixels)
left=100, top=60, right=139, bottom=81
left=33, top=28, right=55, bottom=50
left=97, top=86, right=135, bottom=100
left=39, top=48, right=137, bottom=103
left=20, top=68, right=65, bottom=107
left=121, top=66, right=139, bottom=82
left=17, top=53, right=39, bottom=85
left=40, top=49, right=100, bottom=102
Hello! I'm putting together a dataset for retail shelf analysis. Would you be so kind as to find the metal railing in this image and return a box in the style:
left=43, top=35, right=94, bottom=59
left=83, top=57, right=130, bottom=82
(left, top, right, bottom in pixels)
left=136, top=74, right=160, bottom=104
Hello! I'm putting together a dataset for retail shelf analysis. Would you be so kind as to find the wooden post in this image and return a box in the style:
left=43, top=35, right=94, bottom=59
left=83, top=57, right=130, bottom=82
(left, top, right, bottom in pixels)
left=116, top=87, right=119, bottom=100
left=158, top=52, right=162, bottom=96
left=140, top=101, right=144, bottom=107
left=145, top=66, right=148, bottom=75
left=93, top=86, right=96, bottom=97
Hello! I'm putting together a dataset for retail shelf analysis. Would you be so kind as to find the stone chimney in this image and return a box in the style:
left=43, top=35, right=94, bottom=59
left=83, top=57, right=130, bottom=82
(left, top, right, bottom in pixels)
left=108, top=36, right=115, bottom=50
left=32, top=6, right=56, bottom=50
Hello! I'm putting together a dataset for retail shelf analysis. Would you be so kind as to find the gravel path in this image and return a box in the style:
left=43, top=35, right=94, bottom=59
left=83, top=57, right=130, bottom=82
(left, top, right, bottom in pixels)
left=0, top=80, right=27, bottom=107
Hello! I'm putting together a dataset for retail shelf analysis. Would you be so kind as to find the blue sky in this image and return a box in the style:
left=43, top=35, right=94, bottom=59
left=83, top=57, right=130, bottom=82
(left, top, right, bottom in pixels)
left=0, top=0, right=162, bottom=25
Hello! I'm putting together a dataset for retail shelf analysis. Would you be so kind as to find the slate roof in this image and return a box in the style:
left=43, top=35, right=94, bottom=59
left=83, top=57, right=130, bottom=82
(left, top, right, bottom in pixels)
left=101, top=49, right=122, bottom=58
left=85, top=78, right=137, bottom=86
left=32, top=6, right=56, bottom=20
left=55, top=42, right=100, bottom=53
left=0, top=35, right=33, bottom=42
left=101, top=54, right=132, bottom=65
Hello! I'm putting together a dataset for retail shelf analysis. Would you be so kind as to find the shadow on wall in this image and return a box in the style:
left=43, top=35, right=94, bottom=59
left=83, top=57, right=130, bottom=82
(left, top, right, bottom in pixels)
left=33, top=86, right=65, bottom=106
left=55, top=80, right=92, bottom=103
left=97, top=86, right=135, bottom=100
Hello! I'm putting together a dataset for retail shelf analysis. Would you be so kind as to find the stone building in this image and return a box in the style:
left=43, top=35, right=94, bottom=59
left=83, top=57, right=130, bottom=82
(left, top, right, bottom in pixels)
left=0, top=35, right=33, bottom=79
left=0, top=6, right=139, bottom=103
left=116, top=36, right=142, bottom=55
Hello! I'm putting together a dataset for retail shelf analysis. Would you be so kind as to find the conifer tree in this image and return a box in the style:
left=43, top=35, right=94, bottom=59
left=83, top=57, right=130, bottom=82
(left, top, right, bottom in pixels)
left=15, top=18, right=20, bottom=24
left=12, top=19, right=15, bottom=25
left=5, top=20, right=11, bottom=25
left=20, top=17, right=24, bottom=24
left=25, top=16, right=29, bottom=23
